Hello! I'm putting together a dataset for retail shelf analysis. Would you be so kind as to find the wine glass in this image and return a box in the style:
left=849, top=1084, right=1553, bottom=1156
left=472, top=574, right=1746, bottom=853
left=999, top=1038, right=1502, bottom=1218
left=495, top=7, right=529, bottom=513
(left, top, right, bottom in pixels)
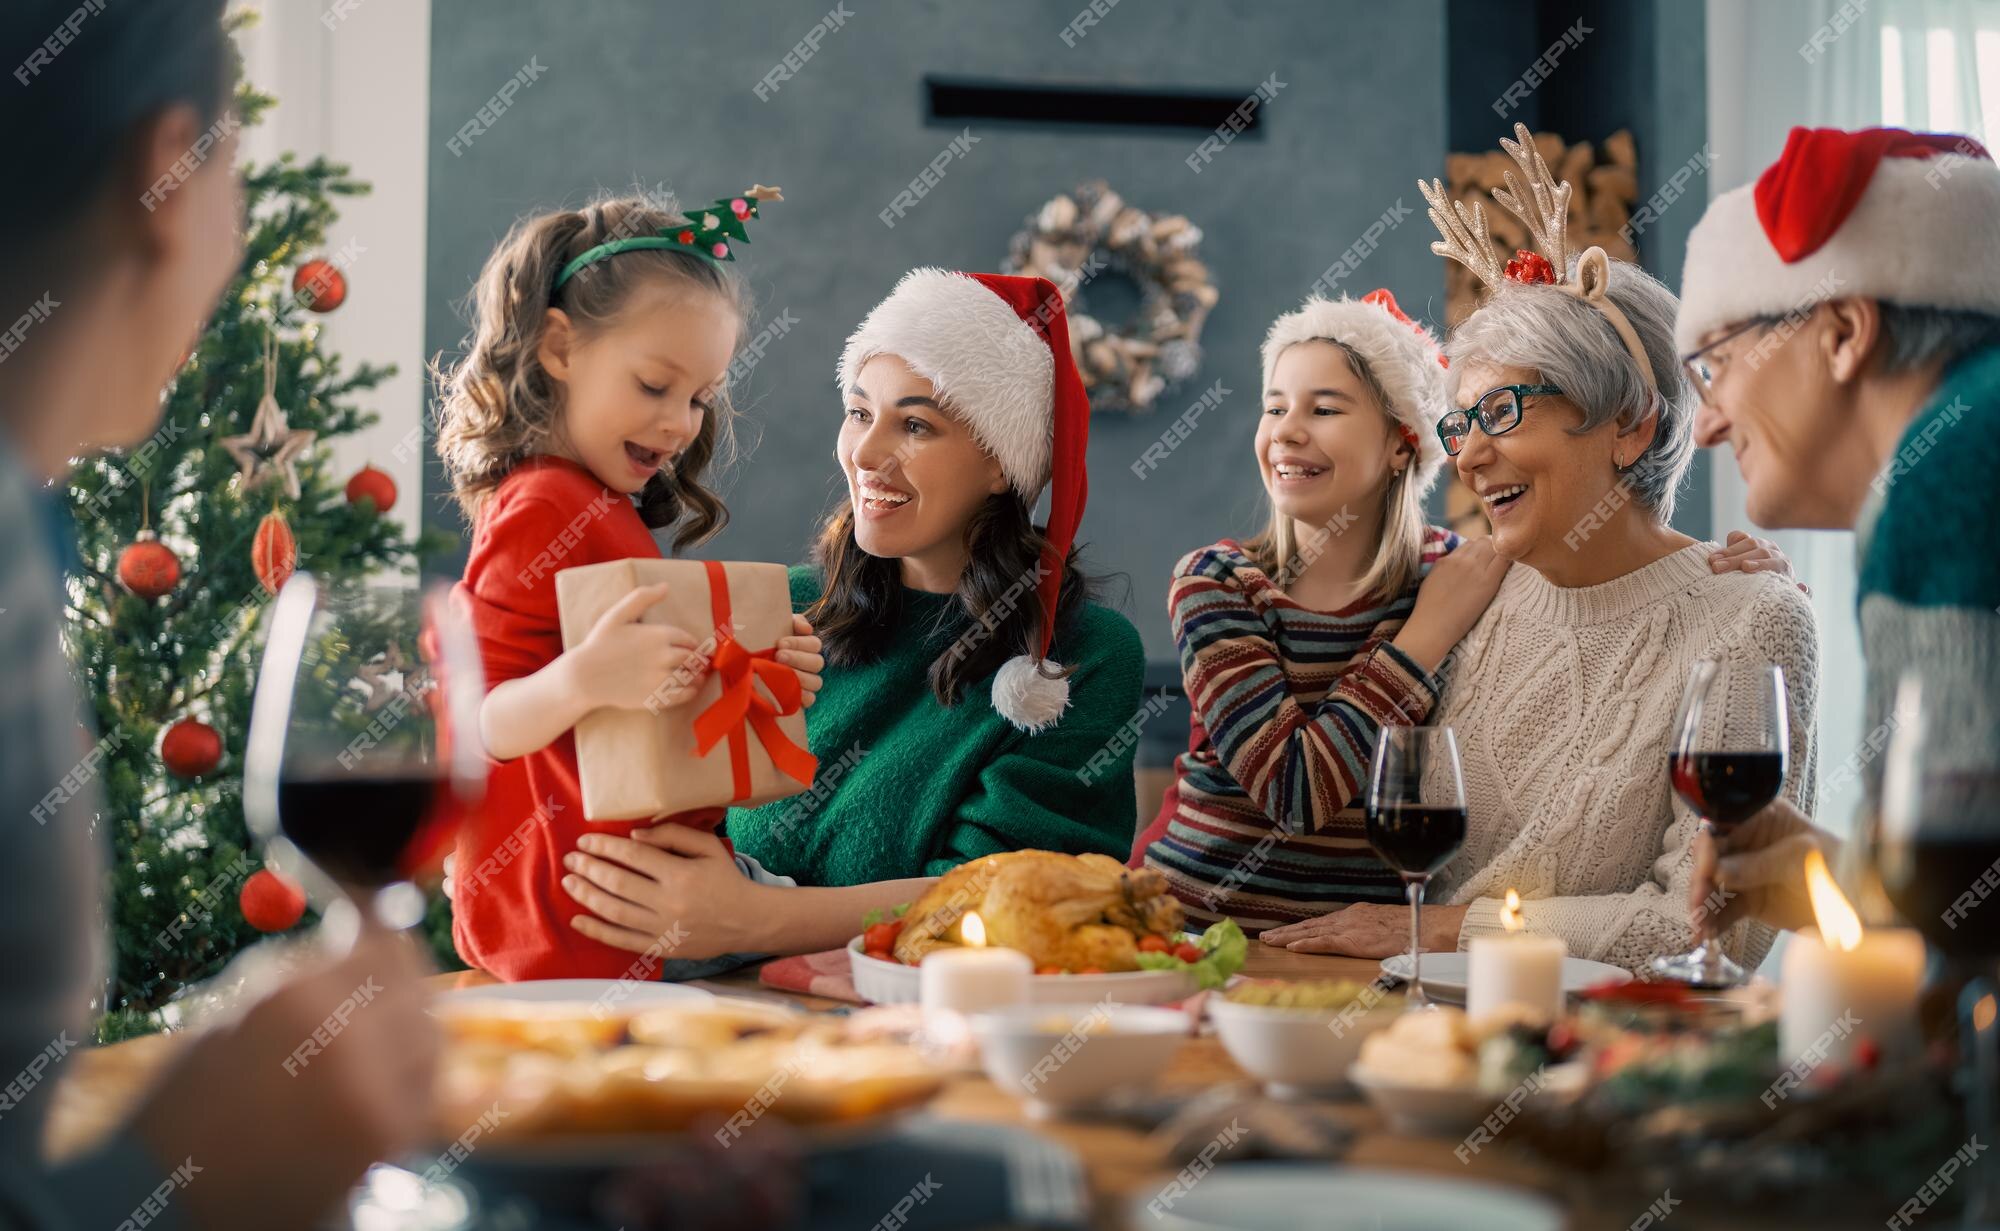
left=244, top=573, right=487, bottom=931
left=1653, top=658, right=1789, bottom=987
left=1878, top=672, right=2000, bottom=1228
left=1365, top=726, right=1468, bottom=1009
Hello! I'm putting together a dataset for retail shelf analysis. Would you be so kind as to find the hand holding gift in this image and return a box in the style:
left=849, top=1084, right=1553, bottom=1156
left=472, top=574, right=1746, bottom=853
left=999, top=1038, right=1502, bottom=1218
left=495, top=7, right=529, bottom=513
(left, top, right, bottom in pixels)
left=564, top=581, right=712, bottom=712
left=557, top=559, right=821, bottom=820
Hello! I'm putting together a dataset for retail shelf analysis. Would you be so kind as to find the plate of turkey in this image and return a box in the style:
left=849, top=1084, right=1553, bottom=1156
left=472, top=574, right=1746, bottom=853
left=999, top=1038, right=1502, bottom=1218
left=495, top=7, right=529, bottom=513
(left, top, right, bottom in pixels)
left=846, top=850, right=1243, bottom=1005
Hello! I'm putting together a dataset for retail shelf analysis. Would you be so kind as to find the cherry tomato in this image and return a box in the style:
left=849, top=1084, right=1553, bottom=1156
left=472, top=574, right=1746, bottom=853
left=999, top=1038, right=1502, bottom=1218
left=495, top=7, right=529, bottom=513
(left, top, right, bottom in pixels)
left=864, top=948, right=892, bottom=962
left=862, top=921, right=901, bottom=952
left=1173, top=942, right=1204, bottom=964
left=1036, top=964, right=1064, bottom=976
left=1137, top=934, right=1172, bottom=953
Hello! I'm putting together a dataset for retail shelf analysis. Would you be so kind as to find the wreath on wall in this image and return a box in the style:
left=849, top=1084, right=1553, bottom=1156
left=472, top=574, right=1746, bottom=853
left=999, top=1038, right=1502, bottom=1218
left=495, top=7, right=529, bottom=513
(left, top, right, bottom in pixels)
left=1003, top=181, right=1217, bottom=415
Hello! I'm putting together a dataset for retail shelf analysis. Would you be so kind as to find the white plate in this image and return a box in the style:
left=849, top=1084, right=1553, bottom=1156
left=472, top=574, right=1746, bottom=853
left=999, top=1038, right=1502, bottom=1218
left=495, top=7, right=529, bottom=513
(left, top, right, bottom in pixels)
left=847, top=937, right=1194, bottom=1006
left=432, top=979, right=713, bottom=1009
left=1378, top=952, right=1632, bottom=1003
left=1134, top=1163, right=1563, bottom=1231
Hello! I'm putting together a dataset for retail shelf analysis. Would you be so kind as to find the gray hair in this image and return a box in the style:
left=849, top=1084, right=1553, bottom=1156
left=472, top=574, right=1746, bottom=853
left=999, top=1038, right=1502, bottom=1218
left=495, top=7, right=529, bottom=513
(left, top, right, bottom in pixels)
left=1444, top=259, right=1694, bottom=521
left=1877, top=303, right=2000, bottom=375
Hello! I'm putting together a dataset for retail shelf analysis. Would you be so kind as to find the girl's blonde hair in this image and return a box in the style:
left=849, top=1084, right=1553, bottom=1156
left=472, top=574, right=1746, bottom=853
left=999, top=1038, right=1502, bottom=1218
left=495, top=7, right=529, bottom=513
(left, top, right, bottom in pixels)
left=1243, top=337, right=1428, bottom=603
left=432, top=193, right=750, bottom=549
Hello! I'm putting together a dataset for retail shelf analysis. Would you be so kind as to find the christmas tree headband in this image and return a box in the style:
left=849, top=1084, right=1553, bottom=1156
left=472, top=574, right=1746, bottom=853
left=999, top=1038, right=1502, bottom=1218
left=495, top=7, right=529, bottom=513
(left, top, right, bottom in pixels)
left=1419, top=125, right=1658, bottom=392
left=551, top=185, right=783, bottom=292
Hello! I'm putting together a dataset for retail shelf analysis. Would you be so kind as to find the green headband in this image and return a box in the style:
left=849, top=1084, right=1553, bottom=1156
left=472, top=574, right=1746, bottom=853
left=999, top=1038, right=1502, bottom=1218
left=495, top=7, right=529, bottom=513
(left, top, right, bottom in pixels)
left=551, top=185, right=782, bottom=292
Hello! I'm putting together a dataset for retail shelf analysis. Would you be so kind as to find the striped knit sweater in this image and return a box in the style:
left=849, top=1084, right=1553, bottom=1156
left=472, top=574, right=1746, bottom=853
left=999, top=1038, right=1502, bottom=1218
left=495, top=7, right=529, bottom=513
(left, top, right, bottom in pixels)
left=1132, top=527, right=1457, bottom=932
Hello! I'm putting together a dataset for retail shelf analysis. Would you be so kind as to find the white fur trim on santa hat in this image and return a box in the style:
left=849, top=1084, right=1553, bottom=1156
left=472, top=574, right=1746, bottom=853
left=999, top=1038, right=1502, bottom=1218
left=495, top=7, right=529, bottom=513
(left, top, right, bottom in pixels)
left=1678, top=158, right=2000, bottom=352
left=1259, top=296, right=1452, bottom=496
left=837, top=267, right=1055, bottom=496
left=992, top=654, right=1070, bottom=732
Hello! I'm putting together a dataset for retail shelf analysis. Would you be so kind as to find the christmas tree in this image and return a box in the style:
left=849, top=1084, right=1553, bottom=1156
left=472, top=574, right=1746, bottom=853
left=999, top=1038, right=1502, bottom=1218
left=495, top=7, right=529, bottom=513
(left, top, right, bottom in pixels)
left=64, top=64, right=461, bottom=1040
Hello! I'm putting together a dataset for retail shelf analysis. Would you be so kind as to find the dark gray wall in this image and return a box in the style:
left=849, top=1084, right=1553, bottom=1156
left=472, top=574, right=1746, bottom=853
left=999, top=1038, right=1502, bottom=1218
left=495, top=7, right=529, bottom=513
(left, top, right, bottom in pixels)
left=1446, top=0, right=1712, bottom=538
left=424, top=0, right=1450, bottom=660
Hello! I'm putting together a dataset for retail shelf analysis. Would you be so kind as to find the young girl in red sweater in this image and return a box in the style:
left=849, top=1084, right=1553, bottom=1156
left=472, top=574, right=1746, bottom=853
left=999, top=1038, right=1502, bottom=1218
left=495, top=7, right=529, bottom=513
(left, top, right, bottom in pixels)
left=435, top=190, right=831, bottom=981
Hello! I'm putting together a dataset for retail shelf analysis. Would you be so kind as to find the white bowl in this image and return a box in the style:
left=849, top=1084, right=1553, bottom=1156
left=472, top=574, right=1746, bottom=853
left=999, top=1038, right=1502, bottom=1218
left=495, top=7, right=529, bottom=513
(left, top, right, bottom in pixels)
left=1208, top=995, right=1402, bottom=1099
left=971, top=1002, right=1189, bottom=1115
left=846, top=937, right=1194, bottom=1006
left=1348, top=1064, right=1502, bottom=1136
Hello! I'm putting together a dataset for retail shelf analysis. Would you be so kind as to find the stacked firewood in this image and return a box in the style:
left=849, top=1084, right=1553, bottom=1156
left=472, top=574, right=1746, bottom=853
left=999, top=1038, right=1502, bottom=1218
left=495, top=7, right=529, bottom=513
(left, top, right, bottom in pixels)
left=1438, top=128, right=1639, bottom=325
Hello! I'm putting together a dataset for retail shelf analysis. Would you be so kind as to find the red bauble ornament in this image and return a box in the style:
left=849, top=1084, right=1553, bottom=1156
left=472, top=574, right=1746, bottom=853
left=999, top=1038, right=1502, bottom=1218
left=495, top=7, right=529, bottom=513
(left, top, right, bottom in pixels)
left=160, top=717, right=222, bottom=778
left=252, top=510, right=297, bottom=595
left=293, top=259, right=347, bottom=312
left=1503, top=249, right=1557, bottom=285
left=116, top=534, right=181, bottom=600
left=344, top=464, right=398, bottom=513
left=240, top=868, right=307, bottom=933
left=677, top=229, right=694, bottom=244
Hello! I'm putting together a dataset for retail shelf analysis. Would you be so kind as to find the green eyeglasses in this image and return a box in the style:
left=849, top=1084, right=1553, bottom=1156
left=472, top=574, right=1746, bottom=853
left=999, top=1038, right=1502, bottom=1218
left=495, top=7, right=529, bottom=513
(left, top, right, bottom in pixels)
left=1435, top=383, right=1563, bottom=456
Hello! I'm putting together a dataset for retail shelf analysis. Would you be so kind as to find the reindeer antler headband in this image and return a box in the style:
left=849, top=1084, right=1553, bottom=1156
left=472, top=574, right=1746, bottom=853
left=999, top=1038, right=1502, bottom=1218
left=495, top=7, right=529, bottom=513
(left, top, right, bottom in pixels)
left=1419, top=124, right=1657, bottom=391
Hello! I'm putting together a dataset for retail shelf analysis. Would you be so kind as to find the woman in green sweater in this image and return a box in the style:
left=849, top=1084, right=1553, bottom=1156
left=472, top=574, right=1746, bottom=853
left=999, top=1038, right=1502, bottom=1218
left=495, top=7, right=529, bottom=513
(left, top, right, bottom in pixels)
left=559, top=269, right=1144, bottom=960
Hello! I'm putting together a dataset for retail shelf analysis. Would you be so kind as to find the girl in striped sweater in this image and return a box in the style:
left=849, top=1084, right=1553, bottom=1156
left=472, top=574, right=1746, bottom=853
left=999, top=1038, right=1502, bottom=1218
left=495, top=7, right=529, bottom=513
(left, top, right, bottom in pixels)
left=1135, top=291, right=1793, bottom=933
left=1131, top=290, right=1509, bottom=932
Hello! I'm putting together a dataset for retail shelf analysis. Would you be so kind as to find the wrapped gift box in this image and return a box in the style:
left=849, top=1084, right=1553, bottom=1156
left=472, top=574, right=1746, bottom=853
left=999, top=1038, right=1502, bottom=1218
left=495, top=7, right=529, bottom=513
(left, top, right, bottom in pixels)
left=556, top=558, right=815, bottom=820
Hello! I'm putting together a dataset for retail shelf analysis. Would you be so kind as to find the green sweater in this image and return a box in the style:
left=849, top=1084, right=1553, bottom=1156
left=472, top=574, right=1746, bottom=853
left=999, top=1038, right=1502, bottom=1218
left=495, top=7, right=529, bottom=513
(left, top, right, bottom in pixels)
left=1855, top=344, right=2000, bottom=800
left=727, top=567, right=1146, bottom=885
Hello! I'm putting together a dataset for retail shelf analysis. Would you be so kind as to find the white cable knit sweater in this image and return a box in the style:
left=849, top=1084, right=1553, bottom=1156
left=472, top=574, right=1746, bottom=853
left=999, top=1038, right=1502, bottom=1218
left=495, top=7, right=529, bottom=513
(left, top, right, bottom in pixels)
left=1431, top=542, right=1820, bottom=975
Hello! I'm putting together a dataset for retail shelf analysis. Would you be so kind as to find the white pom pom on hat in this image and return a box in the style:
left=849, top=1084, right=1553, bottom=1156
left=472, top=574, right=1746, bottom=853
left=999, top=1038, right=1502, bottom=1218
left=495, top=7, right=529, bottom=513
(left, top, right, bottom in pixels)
left=838, top=268, right=1093, bottom=732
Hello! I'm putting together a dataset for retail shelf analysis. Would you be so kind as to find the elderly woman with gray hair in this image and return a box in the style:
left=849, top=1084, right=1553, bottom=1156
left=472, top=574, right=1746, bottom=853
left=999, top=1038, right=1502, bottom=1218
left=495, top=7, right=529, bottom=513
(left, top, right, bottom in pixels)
left=1262, top=128, right=1819, bottom=976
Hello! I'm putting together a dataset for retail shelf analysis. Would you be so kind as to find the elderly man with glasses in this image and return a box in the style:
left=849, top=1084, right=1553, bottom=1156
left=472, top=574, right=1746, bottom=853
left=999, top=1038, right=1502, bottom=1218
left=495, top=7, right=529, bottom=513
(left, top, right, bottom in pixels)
left=1677, top=127, right=2000, bottom=935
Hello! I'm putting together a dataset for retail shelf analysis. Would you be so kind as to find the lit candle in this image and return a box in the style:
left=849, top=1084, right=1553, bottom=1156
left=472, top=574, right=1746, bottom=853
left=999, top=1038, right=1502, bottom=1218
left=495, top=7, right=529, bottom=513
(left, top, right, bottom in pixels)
left=1467, top=890, right=1567, bottom=1025
left=918, top=912, right=1032, bottom=1041
left=1779, top=851, right=1925, bottom=1068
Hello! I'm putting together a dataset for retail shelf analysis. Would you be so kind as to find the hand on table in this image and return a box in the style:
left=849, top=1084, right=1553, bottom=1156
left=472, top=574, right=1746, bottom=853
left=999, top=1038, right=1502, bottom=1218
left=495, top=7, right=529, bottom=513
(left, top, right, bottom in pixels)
left=130, top=906, right=438, bottom=1230
left=1258, top=901, right=1469, bottom=957
left=1690, top=797, right=1841, bottom=934
left=565, top=823, right=769, bottom=959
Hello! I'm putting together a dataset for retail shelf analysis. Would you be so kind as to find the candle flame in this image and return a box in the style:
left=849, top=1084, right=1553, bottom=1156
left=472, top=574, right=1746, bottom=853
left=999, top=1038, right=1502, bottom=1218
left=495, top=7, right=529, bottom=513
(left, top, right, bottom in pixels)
left=1804, top=849, right=1863, bottom=952
left=960, top=911, right=987, bottom=948
left=1501, top=889, right=1525, bottom=933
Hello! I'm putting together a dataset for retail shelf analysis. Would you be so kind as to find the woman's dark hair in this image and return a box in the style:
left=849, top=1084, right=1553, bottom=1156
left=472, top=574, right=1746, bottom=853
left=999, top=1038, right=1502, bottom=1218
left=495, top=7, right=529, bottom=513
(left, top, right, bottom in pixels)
left=0, top=0, right=235, bottom=304
left=806, top=491, right=1094, bottom=707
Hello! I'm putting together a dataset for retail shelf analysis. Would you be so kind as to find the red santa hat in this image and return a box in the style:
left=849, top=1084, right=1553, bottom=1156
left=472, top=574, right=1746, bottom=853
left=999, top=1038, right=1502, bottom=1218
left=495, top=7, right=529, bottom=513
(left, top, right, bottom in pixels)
left=1259, top=287, right=1451, bottom=494
left=837, top=268, right=1091, bottom=732
left=1678, top=126, right=2000, bottom=352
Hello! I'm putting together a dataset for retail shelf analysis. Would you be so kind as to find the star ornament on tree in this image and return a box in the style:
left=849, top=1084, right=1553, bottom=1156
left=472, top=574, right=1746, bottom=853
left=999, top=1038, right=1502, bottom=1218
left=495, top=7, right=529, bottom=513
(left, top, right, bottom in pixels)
left=221, top=384, right=316, bottom=500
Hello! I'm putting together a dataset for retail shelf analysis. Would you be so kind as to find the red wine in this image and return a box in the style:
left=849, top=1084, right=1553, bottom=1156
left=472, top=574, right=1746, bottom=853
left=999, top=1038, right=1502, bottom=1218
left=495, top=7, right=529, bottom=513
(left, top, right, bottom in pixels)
left=1881, top=830, right=2000, bottom=963
left=1668, top=751, right=1783, bottom=829
left=279, top=771, right=449, bottom=888
left=1365, top=804, right=1467, bottom=878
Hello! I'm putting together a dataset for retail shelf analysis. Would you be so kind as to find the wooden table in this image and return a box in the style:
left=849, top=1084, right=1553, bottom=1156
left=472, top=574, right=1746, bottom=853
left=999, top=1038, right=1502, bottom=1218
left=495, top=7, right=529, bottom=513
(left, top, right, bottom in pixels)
left=46, top=945, right=1873, bottom=1230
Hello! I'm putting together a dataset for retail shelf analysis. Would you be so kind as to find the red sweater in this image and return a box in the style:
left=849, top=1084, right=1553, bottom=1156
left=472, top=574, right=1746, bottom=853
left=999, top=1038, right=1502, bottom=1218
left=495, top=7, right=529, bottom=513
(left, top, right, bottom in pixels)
left=450, top=456, right=720, bottom=981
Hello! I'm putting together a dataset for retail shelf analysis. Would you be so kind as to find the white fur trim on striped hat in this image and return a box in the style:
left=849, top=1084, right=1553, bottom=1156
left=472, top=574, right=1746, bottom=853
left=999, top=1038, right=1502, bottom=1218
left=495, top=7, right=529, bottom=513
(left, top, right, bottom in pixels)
left=1678, top=157, right=2000, bottom=353
left=836, top=267, right=1055, bottom=496
left=1259, top=293, right=1452, bottom=496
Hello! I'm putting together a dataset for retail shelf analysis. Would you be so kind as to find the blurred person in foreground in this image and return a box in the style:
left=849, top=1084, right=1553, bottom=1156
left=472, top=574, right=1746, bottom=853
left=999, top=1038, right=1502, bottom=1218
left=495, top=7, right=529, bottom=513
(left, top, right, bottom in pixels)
left=0, top=4, right=437, bottom=1227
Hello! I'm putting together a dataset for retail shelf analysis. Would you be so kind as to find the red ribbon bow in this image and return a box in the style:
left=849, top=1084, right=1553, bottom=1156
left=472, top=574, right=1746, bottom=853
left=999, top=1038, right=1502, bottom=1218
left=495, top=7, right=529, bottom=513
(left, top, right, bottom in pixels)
left=689, top=561, right=818, bottom=802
